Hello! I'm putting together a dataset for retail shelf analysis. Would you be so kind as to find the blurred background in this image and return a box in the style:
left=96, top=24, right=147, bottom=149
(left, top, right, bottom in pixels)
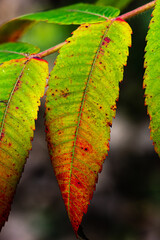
left=0, top=0, right=160, bottom=239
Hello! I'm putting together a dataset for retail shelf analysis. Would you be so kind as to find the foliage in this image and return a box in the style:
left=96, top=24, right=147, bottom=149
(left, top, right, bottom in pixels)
left=0, top=1, right=159, bottom=239
left=0, top=43, right=48, bottom=229
left=46, top=19, right=131, bottom=233
left=144, top=0, right=160, bottom=156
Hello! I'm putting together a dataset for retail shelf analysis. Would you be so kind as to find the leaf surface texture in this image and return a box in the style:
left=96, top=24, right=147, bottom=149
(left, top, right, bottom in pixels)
left=0, top=42, right=40, bottom=63
left=46, top=19, right=132, bottom=233
left=144, top=0, right=160, bottom=156
left=20, top=4, right=120, bottom=24
left=0, top=3, right=119, bottom=44
left=0, top=49, right=48, bottom=229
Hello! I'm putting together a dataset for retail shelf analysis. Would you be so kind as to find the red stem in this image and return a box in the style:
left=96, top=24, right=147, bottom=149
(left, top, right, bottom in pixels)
left=120, top=0, right=156, bottom=20
left=31, top=41, right=67, bottom=59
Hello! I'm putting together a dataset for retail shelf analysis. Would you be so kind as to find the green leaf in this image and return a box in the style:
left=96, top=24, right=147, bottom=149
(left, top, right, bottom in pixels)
left=144, top=0, right=160, bottom=157
left=0, top=57, right=48, bottom=229
left=20, top=3, right=120, bottom=24
left=45, top=18, right=132, bottom=233
left=0, top=42, right=40, bottom=63
left=0, top=4, right=120, bottom=44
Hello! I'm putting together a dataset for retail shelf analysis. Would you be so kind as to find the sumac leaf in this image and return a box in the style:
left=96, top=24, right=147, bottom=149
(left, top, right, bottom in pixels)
left=144, top=0, right=160, bottom=156
left=20, top=3, right=120, bottom=24
left=0, top=3, right=120, bottom=44
left=45, top=18, right=132, bottom=234
left=0, top=54, right=48, bottom=229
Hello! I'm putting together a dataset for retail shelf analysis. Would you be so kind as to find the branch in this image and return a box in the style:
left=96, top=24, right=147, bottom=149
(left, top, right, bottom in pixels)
left=31, top=41, right=67, bottom=58
left=120, top=0, right=156, bottom=20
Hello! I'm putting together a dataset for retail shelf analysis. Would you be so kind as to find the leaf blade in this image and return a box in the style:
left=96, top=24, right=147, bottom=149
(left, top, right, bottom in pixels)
left=46, top=19, right=132, bottom=233
left=0, top=57, right=48, bottom=229
left=144, top=0, right=160, bottom=156
left=0, top=4, right=120, bottom=44
left=0, top=42, right=40, bottom=63
left=20, top=4, right=120, bottom=24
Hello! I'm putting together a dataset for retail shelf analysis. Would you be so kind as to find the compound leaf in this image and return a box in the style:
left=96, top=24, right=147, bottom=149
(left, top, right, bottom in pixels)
left=144, top=0, right=160, bottom=156
left=0, top=46, right=48, bottom=229
left=45, top=19, right=132, bottom=234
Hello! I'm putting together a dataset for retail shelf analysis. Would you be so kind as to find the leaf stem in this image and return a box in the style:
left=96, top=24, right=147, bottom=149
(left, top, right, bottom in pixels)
left=32, top=41, right=67, bottom=58
left=120, top=0, right=156, bottom=20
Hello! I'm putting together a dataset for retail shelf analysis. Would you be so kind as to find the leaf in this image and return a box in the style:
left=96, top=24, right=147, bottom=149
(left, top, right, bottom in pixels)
left=0, top=42, right=40, bottom=63
left=45, top=18, right=132, bottom=234
left=20, top=4, right=120, bottom=24
left=0, top=4, right=119, bottom=44
left=143, top=0, right=160, bottom=157
left=0, top=19, right=34, bottom=44
left=0, top=53, right=48, bottom=229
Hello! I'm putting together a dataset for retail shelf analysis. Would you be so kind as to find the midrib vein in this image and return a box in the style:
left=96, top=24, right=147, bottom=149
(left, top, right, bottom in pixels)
left=0, top=59, right=29, bottom=137
left=0, top=50, right=28, bottom=57
left=67, top=20, right=114, bottom=215
left=68, top=9, right=108, bottom=20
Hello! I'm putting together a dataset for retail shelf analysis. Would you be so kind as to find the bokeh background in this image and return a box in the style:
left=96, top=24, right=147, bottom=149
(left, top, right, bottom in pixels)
left=0, top=0, right=160, bottom=239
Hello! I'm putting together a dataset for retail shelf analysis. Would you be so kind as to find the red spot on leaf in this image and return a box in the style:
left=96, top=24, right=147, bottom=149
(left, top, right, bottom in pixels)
left=76, top=136, right=93, bottom=154
left=104, top=37, right=111, bottom=43
left=14, top=80, right=21, bottom=92
left=74, top=178, right=84, bottom=190
left=99, top=47, right=105, bottom=55
left=102, top=37, right=111, bottom=46
left=0, top=132, right=4, bottom=140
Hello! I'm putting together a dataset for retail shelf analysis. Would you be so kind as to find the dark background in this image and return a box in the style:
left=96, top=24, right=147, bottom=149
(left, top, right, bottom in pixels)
left=0, top=0, right=160, bottom=239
